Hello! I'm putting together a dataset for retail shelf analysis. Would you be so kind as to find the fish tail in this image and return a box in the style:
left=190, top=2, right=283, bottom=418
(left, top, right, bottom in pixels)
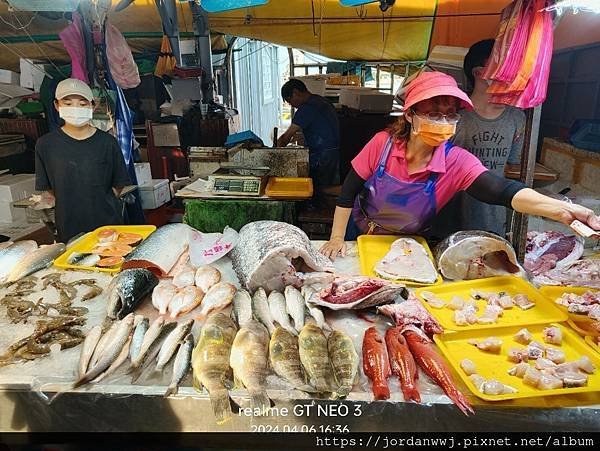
left=297, top=384, right=319, bottom=394
left=400, top=384, right=421, bottom=404
left=250, top=390, right=271, bottom=414
left=210, top=389, right=233, bottom=425
left=447, top=387, right=474, bottom=416
left=372, top=381, right=390, bottom=400
left=72, top=375, right=91, bottom=389
left=164, top=383, right=178, bottom=398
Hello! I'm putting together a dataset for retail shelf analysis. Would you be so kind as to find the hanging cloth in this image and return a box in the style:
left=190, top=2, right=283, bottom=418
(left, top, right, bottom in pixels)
left=105, top=20, right=141, bottom=89
left=155, top=35, right=177, bottom=77
left=59, top=12, right=89, bottom=83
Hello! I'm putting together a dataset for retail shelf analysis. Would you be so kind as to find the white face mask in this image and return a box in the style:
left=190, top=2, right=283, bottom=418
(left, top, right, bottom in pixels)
left=59, top=106, right=93, bottom=127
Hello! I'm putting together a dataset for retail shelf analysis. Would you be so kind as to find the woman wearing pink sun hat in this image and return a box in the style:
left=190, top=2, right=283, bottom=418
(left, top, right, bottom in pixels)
left=320, top=71, right=600, bottom=259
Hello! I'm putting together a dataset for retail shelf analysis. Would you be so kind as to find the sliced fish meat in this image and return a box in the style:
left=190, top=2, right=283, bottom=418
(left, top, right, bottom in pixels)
left=168, top=286, right=204, bottom=318
left=106, top=269, right=159, bottom=319
left=229, top=220, right=334, bottom=292
left=311, top=276, right=407, bottom=310
left=122, top=223, right=194, bottom=277
left=434, top=231, right=525, bottom=281
left=152, top=281, right=178, bottom=315
left=375, top=237, right=437, bottom=284
left=194, top=265, right=221, bottom=293
left=172, top=265, right=196, bottom=288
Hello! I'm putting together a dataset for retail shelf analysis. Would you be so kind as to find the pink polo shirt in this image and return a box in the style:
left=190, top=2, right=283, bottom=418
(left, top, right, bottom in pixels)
left=351, top=131, right=487, bottom=212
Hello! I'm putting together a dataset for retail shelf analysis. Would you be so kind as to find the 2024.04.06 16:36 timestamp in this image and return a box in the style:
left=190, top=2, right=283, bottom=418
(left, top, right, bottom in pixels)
left=250, top=424, right=351, bottom=433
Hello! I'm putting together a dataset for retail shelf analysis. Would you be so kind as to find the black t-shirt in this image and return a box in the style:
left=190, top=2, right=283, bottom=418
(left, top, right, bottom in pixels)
left=35, top=128, right=131, bottom=242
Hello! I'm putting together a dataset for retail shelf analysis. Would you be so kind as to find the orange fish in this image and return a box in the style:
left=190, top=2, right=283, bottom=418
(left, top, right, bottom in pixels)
left=385, top=327, right=421, bottom=403
left=362, top=327, right=391, bottom=400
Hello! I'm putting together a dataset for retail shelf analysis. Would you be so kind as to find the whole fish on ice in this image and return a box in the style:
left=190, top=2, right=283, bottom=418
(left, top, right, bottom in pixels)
left=165, top=333, right=194, bottom=397
left=298, top=323, right=334, bottom=393
left=229, top=221, right=334, bottom=292
left=156, top=319, right=194, bottom=371
left=106, top=268, right=159, bottom=319
left=328, top=330, right=358, bottom=398
left=78, top=325, right=102, bottom=378
left=362, top=327, right=391, bottom=400
left=268, top=291, right=296, bottom=334
left=192, top=313, right=237, bottom=424
left=404, top=327, right=473, bottom=416
left=284, top=286, right=305, bottom=332
left=0, top=241, right=38, bottom=282
left=434, top=231, right=525, bottom=281
left=252, top=287, right=276, bottom=334
left=385, top=327, right=420, bottom=403
left=6, top=243, right=66, bottom=283
left=232, top=289, right=253, bottom=328
left=230, top=320, right=271, bottom=413
left=269, top=326, right=314, bottom=392
left=122, top=223, right=194, bottom=277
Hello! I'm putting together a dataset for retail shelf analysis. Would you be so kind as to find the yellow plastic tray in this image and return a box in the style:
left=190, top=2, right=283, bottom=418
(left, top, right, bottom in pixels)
left=567, top=319, right=600, bottom=337
left=54, top=225, right=156, bottom=273
left=539, top=286, right=598, bottom=325
left=357, top=235, right=442, bottom=287
left=434, top=323, right=600, bottom=401
left=265, top=177, right=313, bottom=198
left=585, top=336, right=600, bottom=356
left=415, top=276, right=567, bottom=331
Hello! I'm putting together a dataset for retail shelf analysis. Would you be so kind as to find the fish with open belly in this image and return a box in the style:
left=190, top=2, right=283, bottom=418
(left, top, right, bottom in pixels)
left=192, top=313, right=238, bottom=424
left=230, top=320, right=271, bottom=414
left=106, top=268, right=159, bottom=319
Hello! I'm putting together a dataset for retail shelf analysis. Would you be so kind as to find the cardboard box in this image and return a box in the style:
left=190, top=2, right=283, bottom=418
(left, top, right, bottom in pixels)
left=134, top=162, right=152, bottom=186
left=0, top=174, right=35, bottom=202
left=151, top=123, right=181, bottom=147
left=0, top=69, right=20, bottom=85
left=339, top=88, right=394, bottom=112
left=20, top=58, right=49, bottom=92
left=0, top=201, right=26, bottom=223
left=139, top=179, right=171, bottom=210
left=292, top=76, right=327, bottom=97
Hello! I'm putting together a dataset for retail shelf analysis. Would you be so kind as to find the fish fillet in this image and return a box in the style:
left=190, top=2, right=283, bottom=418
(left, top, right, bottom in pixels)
left=375, top=238, right=437, bottom=283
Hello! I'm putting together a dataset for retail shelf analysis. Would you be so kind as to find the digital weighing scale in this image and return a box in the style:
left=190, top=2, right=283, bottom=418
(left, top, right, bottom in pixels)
left=208, top=165, right=269, bottom=196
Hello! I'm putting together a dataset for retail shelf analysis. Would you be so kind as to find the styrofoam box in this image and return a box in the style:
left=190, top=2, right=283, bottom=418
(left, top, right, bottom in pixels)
left=139, top=179, right=171, bottom=210
left=0, top=201, right=26, bottom=224
left=0, top=69, right=20, bottom=85
left=339, top=88, right=394, bottom=112
left=0, top=174, right=35, bottom=202
left=292, top=76, right=327, bottom=97
left=134, top=162, right=152, bottom=186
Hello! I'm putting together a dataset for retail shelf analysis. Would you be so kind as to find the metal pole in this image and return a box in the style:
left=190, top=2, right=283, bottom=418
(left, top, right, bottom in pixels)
left=190, top=1, right=214, bottom=102
left=510, top=105, right=542, bottom=261
left=155, top=0, right=181, bottom=65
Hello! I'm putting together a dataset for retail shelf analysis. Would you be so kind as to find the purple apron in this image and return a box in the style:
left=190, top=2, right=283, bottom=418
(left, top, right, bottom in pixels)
left=352, top=137, right=452, bottom=235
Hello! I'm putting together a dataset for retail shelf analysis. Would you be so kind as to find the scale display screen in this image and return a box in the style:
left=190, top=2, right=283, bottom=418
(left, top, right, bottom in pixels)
left=211, top=176, right=264, bottom=196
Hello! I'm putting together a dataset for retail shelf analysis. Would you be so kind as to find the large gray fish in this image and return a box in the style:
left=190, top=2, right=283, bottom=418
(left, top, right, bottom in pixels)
left=269, top=327, right=314, bottom=392
left=327, top=330, right=358, bottom=398
left=0, top=241, right=38, bottom=283
left=106, top=269, right=159, bottom=319
left=6, top=243, right=65, bottom=283
left=298, top=323, right=334, bottom=393
left=232, top=289, right=253, bottom=328
left=122, top=223, right=194, bottom=277
left=229, top=221, right=334, bottom=292
left=74, top=314, right=135, bottom=388
left=434, top=230, right=526, bottom=281
left=230, top=320, right=271, bottom=413
left=192, top=313, right=237, bottom=424
left=284, top=286, right=305, bottom=332
left=156, top=319, right=194, bottom=371
left=268, top=291, right=295, bottom=335
left=251, top=287, right=275, bottom=334
left=165, top=333, right=194, bottom=397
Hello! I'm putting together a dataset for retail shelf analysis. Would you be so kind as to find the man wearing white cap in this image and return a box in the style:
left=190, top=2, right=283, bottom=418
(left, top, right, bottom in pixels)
left=35, top=78, right=131, bottom=242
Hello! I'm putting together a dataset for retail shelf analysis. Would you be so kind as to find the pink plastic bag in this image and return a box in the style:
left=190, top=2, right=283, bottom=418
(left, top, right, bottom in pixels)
left=59, top=13, right=88, bottom=83
left=105, top=21, right=140, bottom=89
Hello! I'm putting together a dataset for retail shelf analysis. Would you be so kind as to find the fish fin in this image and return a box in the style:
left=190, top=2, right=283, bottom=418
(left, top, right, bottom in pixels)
left=164, top=384, right=178, bottom=398
left=72, top=375, right=92, bottom=389
left=448, top=388, right=474, bottom=416
left=210, top=388, right=233, bottom=425
left=192, top=374, right=203, bottom=393
left=401, top=386, right=421, bottom=404
left=249, top=390, right=271, bottom=414
left=296, top=384, right=319, bottom=394
left=232, top=372, right=244, bottom=389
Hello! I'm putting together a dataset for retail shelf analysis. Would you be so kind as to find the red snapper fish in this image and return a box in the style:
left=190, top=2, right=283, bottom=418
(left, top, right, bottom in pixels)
left=385, top=327, right=421, bottom=403
left=362, top=327, right=391, bottom=400
left=403, top=327, right=474, bottom=416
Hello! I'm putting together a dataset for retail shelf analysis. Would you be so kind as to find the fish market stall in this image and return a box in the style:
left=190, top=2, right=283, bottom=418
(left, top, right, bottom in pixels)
left=1, top=222, right=600, bottom=433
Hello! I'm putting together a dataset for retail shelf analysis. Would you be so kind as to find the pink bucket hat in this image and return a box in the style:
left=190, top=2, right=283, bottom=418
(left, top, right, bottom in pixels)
left=403, top=71, right=473, bottom=111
